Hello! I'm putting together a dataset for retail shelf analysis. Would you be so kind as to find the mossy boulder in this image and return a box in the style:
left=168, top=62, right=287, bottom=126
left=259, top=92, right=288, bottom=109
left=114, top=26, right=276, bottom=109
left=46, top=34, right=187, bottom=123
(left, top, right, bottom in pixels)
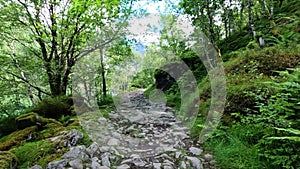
left=15, top=112, right=39, bottom=129
left=15, top=112, right=62, bottom=130
left=11, top=140, right=56, bottom=169
left=0, top=126, right=38, bottom=151
left=37, top=123, right=66, bottom=140
left=0, top=151, right=18, bottom=169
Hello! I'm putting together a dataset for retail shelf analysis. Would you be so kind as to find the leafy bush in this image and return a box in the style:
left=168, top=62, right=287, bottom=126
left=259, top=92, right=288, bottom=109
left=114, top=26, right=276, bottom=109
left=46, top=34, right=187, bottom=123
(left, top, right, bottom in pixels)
left=97, top=94, right=113, bottom=106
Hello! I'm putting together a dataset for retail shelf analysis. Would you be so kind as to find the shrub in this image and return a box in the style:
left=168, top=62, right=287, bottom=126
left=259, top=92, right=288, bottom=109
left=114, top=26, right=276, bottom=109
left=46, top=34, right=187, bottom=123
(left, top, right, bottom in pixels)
left=32, top=95, right=74, bottom=119
left=97, top=94, right=113, bottom=107
left=0, top=115, right=17, bottom=138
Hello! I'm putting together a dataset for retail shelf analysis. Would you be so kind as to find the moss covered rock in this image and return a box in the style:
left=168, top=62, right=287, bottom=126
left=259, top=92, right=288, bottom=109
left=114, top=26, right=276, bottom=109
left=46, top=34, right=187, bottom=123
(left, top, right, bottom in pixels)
left=15, top=112, right=39, bottom=129
left=37, top=123, right=65, bottom=140
left=15, top=112, right=62, bottom=130
left=11, top=140, right=56, bottom=169
left=0, top=151, right=18, bottom=169
left=0, top=126, right=38, bottom=151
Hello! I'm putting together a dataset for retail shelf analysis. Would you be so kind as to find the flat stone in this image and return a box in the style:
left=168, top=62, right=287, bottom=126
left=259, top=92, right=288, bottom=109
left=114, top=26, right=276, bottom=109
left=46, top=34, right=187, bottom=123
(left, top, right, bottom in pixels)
left=107, top=138, right=119, bottom=146
left=189, top=147, right=203, bottom=156
left=116, top=164, right=131, bottom=169
left=180, top=161, right=187, bottom=169
left=99, top=146, right=110, bottom=152
left=203, top=153, right=213, bottom=161
left=29, top=165, right=43, bottom=169
left=175, top=151, right=182, bottom=159
left=63, top=145, right=88, bottom=159
left=91, top=157, right=101, bottom=169
left=109, top=113, right=119, bottom=120
left=47, top=159, right=67, bottom=169
left=69, top=159, right=83, bottom=169
left=86, top=142, right=99, bottom=157
left=153, top=163, right=161, bottom=169
left=98, top=117, right=107, bottom=123
left=186, top=156, right=203, bottom=169
left=101, top=153, right=111, bottom=167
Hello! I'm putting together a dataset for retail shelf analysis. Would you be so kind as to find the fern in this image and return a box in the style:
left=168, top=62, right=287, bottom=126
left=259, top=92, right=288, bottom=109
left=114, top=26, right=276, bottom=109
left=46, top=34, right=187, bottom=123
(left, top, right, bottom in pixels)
left=267, top=127, right=300, bottom=141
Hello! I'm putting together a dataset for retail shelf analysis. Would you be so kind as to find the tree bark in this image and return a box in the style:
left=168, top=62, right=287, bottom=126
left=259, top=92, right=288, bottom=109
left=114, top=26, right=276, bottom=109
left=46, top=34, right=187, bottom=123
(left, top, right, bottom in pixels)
left=100, top=48, right=107, bottom=97
left=248, top=0, right=256, bottom=39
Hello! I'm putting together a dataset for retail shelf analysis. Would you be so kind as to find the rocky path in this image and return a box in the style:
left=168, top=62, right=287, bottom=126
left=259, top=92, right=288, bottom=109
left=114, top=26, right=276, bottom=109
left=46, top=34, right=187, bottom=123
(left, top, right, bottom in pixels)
left=35, top=90, right=217, bottom=169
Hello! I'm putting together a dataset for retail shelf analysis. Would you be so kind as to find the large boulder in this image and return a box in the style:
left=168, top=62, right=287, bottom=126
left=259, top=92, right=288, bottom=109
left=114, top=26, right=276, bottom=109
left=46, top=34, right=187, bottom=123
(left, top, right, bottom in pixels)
left=15, top=112, right=62, bottom=130
left=0, top=126, right=38, bottom=151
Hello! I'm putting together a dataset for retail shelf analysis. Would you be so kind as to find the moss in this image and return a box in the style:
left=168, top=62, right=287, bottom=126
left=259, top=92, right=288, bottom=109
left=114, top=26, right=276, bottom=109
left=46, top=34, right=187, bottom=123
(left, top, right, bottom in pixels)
left=37, top=124, right=66, bottom=140
left=0, top=126, right=38, bottom=151
left=0, top=151, right=18, bottom=169
left=35, top=149, right=66, bottom=168
left=11, top=140, right=55, bottom=169
left=225, top=46, right=300, bottom=76
left=15, top=112, right=38, bottom=129
left=15, top=112, right=63, bottom=131
left=38, top=116, right=62, bottom=126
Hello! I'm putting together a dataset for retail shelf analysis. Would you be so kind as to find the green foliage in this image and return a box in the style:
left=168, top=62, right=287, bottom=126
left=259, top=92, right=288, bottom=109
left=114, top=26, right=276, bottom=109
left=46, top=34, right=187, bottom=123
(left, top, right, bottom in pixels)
left=219, top=30, right=252, bottom=53
left=198, top=46, right=299, bottom=168
left=226, top=45, right=300, bottom=76
left=131, top=69, right=155, bottom=88
left=32, top=96, right=74, bottom=119
left=231, top=68, right=300, bottom=169
left=267, top=127, right=300, bottom=141
left=246, top=40, right=260, bottom=50
left=204, top=124, right=267, bottom=169
left=0, top=115, right=17, bottom=138
left=97, top=94, right=113, bottom=107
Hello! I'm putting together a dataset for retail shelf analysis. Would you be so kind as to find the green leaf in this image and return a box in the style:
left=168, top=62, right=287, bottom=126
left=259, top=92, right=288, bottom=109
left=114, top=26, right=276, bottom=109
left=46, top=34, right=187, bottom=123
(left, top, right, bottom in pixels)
left=274, top=127, right=300, bottom=135
left=267, top=136, right=300, bottom=141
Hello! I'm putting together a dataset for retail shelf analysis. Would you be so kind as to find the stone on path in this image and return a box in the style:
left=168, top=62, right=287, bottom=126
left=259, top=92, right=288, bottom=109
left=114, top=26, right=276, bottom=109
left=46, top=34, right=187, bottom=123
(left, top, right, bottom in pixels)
left=187, top=156, right=203, bottom=169
left=38, top=90, right=216, bottom=169
left=189, top=147, right=203, bottom=156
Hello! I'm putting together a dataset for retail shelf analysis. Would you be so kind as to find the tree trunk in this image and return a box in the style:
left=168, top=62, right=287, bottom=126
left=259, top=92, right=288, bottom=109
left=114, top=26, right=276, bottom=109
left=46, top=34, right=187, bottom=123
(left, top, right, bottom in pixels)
left=100, top=48, right=107, bottom=97
left=206, top=0, right=216, bottom=45
left=248, top=0, right=256, bottom=39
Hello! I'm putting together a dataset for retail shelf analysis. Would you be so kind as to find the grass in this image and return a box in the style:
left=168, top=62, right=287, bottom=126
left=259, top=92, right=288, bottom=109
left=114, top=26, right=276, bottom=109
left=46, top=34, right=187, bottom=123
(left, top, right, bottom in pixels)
left=204, top=124, right=269, bottom=169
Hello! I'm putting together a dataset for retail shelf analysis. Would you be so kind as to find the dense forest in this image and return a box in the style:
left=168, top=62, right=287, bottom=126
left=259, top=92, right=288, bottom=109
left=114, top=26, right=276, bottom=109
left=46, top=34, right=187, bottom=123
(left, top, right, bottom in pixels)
left=0, top=0, right=299, bottom=168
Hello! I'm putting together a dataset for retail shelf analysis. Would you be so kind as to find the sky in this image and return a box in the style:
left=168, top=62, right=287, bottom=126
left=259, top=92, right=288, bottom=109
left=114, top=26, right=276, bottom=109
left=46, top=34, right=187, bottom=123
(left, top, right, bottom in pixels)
left=128, top=0, right=194, bottom=55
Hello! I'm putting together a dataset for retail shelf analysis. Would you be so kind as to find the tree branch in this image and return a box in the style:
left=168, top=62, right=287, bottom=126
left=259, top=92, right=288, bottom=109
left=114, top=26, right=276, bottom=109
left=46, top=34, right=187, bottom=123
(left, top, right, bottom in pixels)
left=5, top=71, right=50, bottom=96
